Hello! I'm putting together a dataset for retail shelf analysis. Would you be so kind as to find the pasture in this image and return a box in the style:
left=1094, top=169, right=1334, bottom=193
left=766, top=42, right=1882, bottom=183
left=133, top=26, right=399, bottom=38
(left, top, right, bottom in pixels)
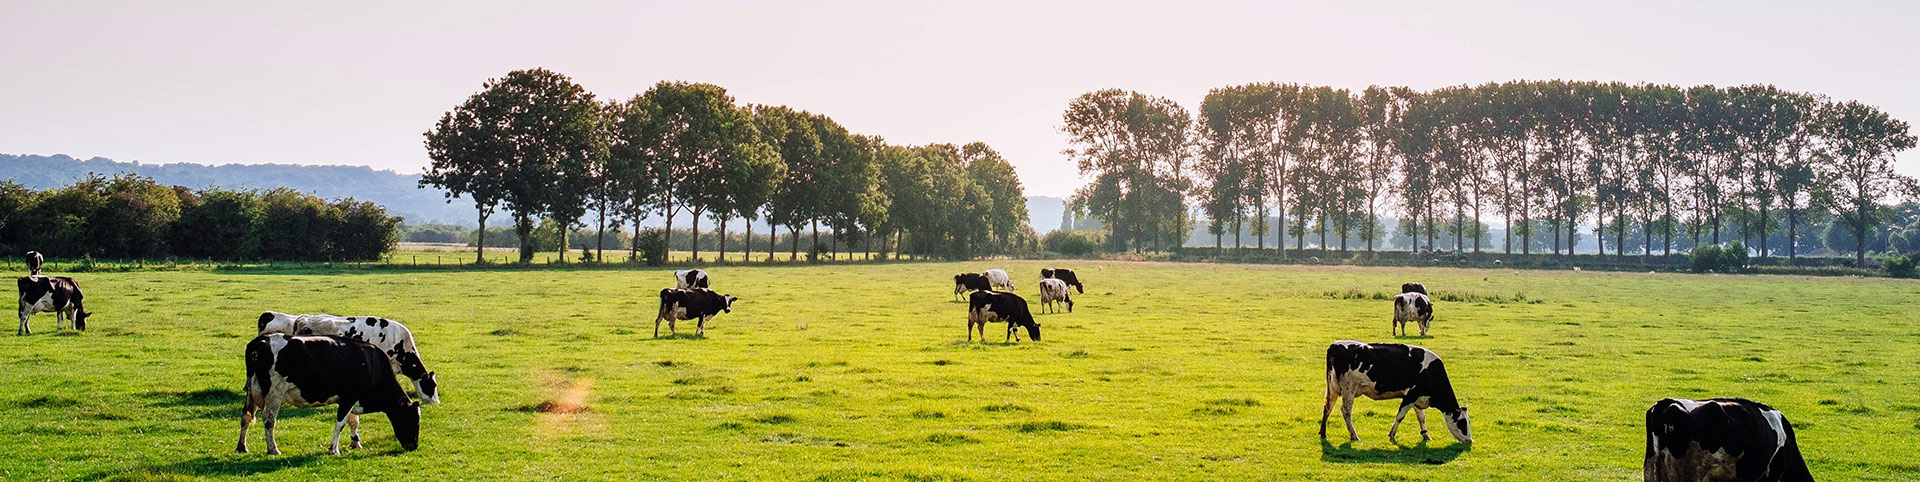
left=3, top=262, right=1918, bottom=480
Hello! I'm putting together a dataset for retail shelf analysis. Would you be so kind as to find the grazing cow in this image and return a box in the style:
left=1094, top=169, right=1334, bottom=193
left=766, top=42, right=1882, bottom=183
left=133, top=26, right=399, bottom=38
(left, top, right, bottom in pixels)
left=17, top=275, right=88, bottom=335
left=1321, top=340, right=1472, bottom=444
left=258, top=312, right=440, bottom=405
left=238, top=334, right=421, bottom=455
left=25, top=251, right=44, bottom=276
left=1644, top=398, right=1814, bottom=482
left=1040, top=268, right=1085, bottom=294
left=655, top=288, right=737, bottom=337
left=967, top=290, right=1040, bottom=343
left=1392, top=292, right=1434, bottom=337
left=983, top=269, right=1014, bottom=291
left=674, top=269, right=710, bottom=290
left=953, top=273, right=991, bottom=300
left=1038, top=278, right=1073, bottom=314
left=1400, top=282, right=1427, bottom=295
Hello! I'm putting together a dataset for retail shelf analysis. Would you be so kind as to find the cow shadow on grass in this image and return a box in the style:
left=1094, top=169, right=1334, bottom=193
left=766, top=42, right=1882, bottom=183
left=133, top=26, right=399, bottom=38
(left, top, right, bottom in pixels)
left=1391, top=334, right=1434, bottom=341
left=646, top=333, right=708, bottom=341
left=78, top=453, right=326, bottom=481
left=1320, top=439, right=1469, bottom=465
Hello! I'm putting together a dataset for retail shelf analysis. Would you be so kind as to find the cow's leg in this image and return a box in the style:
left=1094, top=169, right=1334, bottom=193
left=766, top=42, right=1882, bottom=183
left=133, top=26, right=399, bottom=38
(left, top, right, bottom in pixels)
left=1341, top=395, right=1359, bottom=441
left=1415, top=407, right=1431, bottom=441
left=1419, top=319, right=1430, bottom=337
left=329, top=402, right=356, bottom=454
left=18, top=309, right=28, bottom=335
left=653, top=314, right=662, bottom=337
left=697, top=315, right=706, bottom=336
left=1389, top=402, right=1415, bottom=443
left=237, top=394, right=256, bottom=452
left=348, top=412, right=363, bottom=448
left=54, top=309, right=64, bottom=330
left=262, top=405, right=283, bottom=455
left=1319, top=381, right=1337, bottom=439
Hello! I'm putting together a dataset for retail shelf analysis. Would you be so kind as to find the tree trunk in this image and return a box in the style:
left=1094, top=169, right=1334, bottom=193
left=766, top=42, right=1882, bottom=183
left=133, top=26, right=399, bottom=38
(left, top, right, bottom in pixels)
left=664, top=196, right=676, bottom=262
left=1787, top=208, right=1797, bottom=262
left=595, top=201, right=607, bottom=262
left=632, top=217, right=642, bottom=263
left=1758, top=202, right=1769, bottom=258
left=811, top=219, right=820, bottom=262
left=514, top=215, right=535, bottom=263
left=690, top=209, right=703, bottom=262
left=1856, top=213, right=1868, bottom=268
left=718, top=216, right=729, bottom=263
left=475, top=209, right=489, bottom=264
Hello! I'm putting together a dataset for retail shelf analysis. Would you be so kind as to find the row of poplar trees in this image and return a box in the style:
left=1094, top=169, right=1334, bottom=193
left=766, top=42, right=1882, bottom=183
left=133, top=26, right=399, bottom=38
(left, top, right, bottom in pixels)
left=421, top=69, right=1032, bottom=264
left=1062, top=81, right=1917, bottom=267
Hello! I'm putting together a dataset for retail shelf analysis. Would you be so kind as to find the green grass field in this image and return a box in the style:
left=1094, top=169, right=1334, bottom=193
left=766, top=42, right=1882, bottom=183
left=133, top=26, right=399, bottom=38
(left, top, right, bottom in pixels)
left=3, top=261, right=1918, bottom=480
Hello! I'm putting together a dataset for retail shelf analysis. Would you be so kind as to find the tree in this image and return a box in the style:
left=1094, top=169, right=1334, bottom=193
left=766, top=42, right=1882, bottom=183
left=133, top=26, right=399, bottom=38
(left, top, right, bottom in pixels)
left=422, top=68, right=603, bottom=264
left=1815, top=100, right=1918, bottom=267
left=754, top=105, right=824, bottom=261
left=423, top=76, right=510, bottom=264
left=606, top=97, right=661, bottom=262
left=636, top=81, right=761, bottom=262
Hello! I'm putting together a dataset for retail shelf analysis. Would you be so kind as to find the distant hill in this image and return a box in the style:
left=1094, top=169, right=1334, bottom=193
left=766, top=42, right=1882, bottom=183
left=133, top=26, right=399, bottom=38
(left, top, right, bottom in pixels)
left=2, top=153, right=1064, bottom=232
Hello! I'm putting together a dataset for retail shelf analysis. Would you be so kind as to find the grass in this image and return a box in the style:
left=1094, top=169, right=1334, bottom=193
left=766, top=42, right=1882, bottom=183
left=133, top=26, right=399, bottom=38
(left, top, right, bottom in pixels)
left=1, top=261, right=1918, bottom=480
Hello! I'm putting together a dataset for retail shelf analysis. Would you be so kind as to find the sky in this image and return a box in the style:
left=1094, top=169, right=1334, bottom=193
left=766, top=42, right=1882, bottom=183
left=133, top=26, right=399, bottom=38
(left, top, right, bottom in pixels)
left=3, top=0, right=1916, bottom=198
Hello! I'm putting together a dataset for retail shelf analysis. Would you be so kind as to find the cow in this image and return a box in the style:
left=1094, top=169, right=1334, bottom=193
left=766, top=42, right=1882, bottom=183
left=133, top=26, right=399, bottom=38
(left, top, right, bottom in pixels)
left=25, top=251, right=43, bottom=276
left=953, top=273, right=991, bottom=300
left=238, top=334, right=422, bottom=455
left=655, top=288, right=737, bottom=337
left=1644, top=398, right=1814, bottom=482
left=258, top=312, right=440, bottom=405
left=967, top=290, right=1040, bottom=343
left=1320, top=340, right=1472, bottom=444
left=674, top=269, right=710, bottom=290
left=1400, top=282, right=1427, bottom=295
left=1040, top=268, right=1085, bottom=294
left=1393, top=292, right=1434, bottom=337
left=1038, top=278, right=1073, bottom=314
left=983, top=269, right=1014, bottom=292
left=17, top=275, right=88, bottom=335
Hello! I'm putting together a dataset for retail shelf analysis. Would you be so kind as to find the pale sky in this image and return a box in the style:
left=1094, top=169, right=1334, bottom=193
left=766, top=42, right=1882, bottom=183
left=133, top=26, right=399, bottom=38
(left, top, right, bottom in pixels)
left=3, top=0, right=1915, bottom=198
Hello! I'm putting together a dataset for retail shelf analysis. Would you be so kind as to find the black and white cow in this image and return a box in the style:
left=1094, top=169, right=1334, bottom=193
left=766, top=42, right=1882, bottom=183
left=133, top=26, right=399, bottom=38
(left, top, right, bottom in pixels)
left=953, top=273, right=991, bottom=300
left=1400, top=282, right=1427, bottom=295
left=655, top=288, right=737, bottom=337
left=1041, top=268, right=1085, bottom=294
left=1644, top=398, right=1814, bottom=482
left=25, top=251, right=44, bottom=276
left=674, top=269, right=710, bottom=290
left=238, top=334, right=421, bottom=455
left=1038, top=278, right=1073, bottom=314
left=1392, top=292, right=1434, bottom=337
left=17, top=275, right=88, bottom=335
left=258, top=311, right=440, bottom=404
left=983, top=269, right=1014, bottom=292
left=967, top=290, right=1040, bottom=343
left=1321, top=340, right=1472, bottom=444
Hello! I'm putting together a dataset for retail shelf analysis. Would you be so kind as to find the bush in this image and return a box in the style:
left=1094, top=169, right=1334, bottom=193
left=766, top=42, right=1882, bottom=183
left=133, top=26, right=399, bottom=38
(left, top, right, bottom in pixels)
left=1043, top=230, right=1101, bottom=257
left=1689, top=242, right=1749, bottom=273
left=636, top=228, right=668, bottom=266
left=1884, top=255, right=1918, bottom=278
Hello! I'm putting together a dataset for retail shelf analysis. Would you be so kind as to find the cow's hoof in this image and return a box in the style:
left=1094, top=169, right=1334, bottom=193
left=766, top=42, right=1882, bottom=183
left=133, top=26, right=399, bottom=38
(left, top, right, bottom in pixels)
left=266, top=449, right=282, bottom=455
left=330, top=448, right=342, bottom=455
left=352, top=441, right=365, bottom=449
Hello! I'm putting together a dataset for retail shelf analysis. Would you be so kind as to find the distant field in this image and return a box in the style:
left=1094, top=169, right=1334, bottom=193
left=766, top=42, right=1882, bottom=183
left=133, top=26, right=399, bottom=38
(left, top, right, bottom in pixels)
left=3, top=262, right=1918, bottom=480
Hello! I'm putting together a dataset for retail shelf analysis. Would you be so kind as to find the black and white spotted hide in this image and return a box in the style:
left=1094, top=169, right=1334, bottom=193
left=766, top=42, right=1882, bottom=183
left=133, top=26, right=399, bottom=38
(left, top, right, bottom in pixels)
left=1392, top=292, right=1434, bottom=337
left=238, top=334, right=421, bottom=455
left=17, top=275, right=88, bottom=335
left=1644, top=398, right=1814, bottom=482
left=257, top=311, right=439, bottom=404
left=1321, top=340, right=1471, bottom=444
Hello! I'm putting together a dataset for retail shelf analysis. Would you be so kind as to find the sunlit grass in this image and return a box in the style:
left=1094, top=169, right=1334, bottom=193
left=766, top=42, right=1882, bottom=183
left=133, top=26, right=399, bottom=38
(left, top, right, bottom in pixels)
left=1, top=262, right=1917, bottom=480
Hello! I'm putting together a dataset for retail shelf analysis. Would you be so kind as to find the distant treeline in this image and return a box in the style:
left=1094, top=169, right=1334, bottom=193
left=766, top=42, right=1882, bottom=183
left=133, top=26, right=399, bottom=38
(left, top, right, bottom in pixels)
left=420, top=68, right=1032, bottom=264
left=1062, top=81, right=1917, bottom=267
left=402, top=222, right=889, bottom=259
left=0, top=174, right=401, bottom=262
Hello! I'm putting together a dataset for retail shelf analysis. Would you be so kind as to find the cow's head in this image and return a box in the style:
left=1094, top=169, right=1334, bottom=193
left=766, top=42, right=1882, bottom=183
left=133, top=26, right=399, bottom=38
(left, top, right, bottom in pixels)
left=722, top=294, right=738, bottom=313
left=1442, top=406, right=1472, bottom=443
left=74, top=309, right=89, bottom=330
left=395, top=351, right=440, bottom=404
left=1022, top=320, right=1041, bottom=342
left=389, top=400, right=421, bottom=451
